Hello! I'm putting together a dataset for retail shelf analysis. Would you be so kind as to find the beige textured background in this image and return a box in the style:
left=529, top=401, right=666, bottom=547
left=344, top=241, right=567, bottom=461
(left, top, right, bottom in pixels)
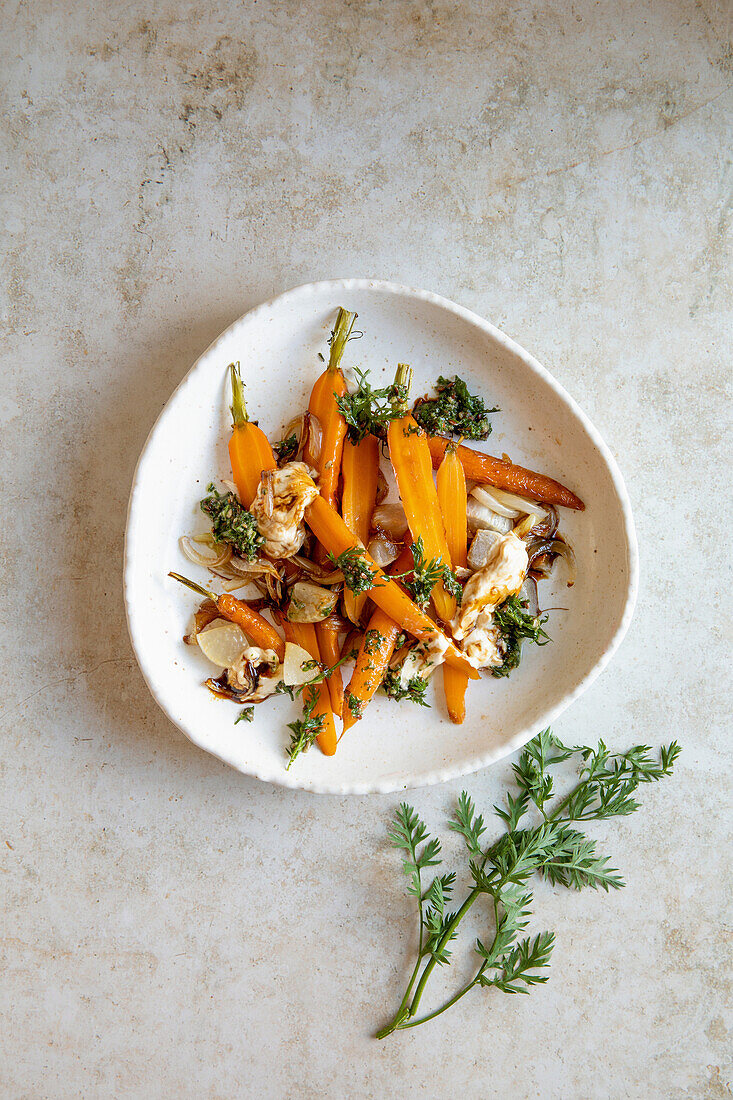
left=1, top=1, right=731, bottom=1097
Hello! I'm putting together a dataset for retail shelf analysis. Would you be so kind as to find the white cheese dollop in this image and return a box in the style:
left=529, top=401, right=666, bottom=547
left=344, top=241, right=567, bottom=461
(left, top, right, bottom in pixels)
left=452, top=532, right=528, bottom=641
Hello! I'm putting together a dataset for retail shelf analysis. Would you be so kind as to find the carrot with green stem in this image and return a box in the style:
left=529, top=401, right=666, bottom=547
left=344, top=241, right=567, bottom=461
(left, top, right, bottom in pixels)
left=341, top=433, right=380, bottom=624
left=387, top=365, right=456, bottom=624
left=342, top=546, right=414, bottom=732
left=426, top=436, right=584, bottom=511
left=304, top=306, right=357, bottom=506
left=276, top=614, right=338, bottom=757
left=305, top=307, right=357, bottom=708
left=169, top=573, right=285, bottom=661
left=437, top=442, right=469, bottom=724
left=227, top=363, right=277, bottom=508
left=305, top=496, right=478, bottom=679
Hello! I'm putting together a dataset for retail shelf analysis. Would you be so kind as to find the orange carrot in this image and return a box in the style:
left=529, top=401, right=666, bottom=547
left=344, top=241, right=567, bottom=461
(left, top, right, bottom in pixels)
left=387, top=365, right=455, bottom=623
left=305, top=496, right=478, bottom=679
left=227, top=364, right=277, bottom=508
left=426, top=436, right=584, bottom=511
left=277, top=616, right=338, bottom=757
left=343, top=609, right=401, bottom=731
left=317, top=613, right=344, bottom=717
left=341, top=433, right=380, bottom=623
left=306, top=308, right=358, bottom=697
left=169, top=574, right=286, bottom=661
left=437, top=444, right=468, bottom=724
left=303, top=306, right=356, bottom=507
left=342, top=546, right=414, bottom=731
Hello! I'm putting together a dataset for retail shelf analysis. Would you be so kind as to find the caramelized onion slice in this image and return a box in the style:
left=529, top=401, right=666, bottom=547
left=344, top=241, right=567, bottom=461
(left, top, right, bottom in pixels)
left=179, top=535, right=232, bottom=570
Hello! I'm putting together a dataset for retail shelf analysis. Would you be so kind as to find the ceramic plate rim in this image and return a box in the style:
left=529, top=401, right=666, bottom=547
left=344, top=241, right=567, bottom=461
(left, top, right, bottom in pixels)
left=123, top=278, right=638, bottom=795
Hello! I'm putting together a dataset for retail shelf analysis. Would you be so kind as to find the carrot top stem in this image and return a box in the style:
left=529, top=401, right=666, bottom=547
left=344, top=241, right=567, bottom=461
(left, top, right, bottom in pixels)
left=229, top=363, right=250, bottom=427
left=392, top=363, right=413, bottom=413
left=168, top=572, right=217, bottom=601
left=327, top=307, right=357, bottom=374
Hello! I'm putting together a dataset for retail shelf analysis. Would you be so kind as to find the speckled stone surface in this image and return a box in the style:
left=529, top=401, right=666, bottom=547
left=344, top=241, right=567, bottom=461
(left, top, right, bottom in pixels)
left=1, top=2, right=731, bottom=1097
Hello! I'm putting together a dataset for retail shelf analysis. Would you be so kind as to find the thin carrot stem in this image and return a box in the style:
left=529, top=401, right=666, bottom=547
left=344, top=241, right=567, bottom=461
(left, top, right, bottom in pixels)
left=328, top=307, right=357, bottom=374
left=169, top=572, right=216, bottom=600
left=229, top=363, right=249, bottom=426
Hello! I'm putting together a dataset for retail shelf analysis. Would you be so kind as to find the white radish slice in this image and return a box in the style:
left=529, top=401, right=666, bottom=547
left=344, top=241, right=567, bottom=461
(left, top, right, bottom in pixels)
left=283, top=642, right=318, bottom=685
left=197, top=621, right=248, bottom=668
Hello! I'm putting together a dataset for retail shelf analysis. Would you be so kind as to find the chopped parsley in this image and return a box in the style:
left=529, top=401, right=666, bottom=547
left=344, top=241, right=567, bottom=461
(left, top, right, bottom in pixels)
left=200, top=484, right=264, bottom=561
left=491, top=595, right=550, bottom=678
left=412, top=375, right=498, bottom=440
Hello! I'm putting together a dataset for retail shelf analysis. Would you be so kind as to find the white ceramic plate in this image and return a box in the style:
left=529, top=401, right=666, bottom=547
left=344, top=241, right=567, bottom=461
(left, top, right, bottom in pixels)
left=124, top=279, right=637, bottom=794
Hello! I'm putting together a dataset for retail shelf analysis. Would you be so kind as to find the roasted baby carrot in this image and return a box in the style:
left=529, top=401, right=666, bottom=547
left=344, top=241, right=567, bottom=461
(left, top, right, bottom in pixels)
left=277, top=616, right=338, bottom=756
left=228, top=363, right=277, bottom=508
left=316, top=613, right=344, bottom=717
left=342, top=546, right=414, bottom=731
left=387, top=365, right=455, bottom=623
left=426, top=436, right=584, bottom=511
left=169, top=573, right=285, bottom=661
left=305, top=496, right=478, bottom=679
left=341, top=433, right=380, bottom=623
left=303, top=306, right=356, bottom=507
left=306, top=308, right=358, bottom=689
left=343, top=609, right=401, bottom=731
left=437, top=444, right=468, bottom=724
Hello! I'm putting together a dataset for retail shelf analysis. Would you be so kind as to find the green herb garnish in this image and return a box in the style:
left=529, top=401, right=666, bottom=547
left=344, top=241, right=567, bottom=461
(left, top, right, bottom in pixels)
left=491, top=595, right=549, bottom=678
left=327, top=546, right=384, bottom=596
left=345, top=690, right=364, bottom=719
left=413, top=375, right=498, bottom=440
left=364, top=629, right=384, bottom=656
left=286, top=692, right=325, bottom=769
left=235, top=706, right=255, bottom=724
left=337, top=367, right=408, bottom=443
left=200, top=484, right=264, bottom=561
left=382, top=668, right=431, bottom=707
left=403, top=537, right=463, bottom=609
left=376, top=729, right=680, bottom=1037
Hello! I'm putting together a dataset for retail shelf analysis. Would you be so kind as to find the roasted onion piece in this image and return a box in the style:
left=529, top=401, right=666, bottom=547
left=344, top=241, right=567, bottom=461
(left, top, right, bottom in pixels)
left=286, top=581, right=340, bottom=623
left=371, top=502, right=408, bottom=538
left=368, top=534, right=400, bottom=568
left=179, top=535, right=233, bottom=570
